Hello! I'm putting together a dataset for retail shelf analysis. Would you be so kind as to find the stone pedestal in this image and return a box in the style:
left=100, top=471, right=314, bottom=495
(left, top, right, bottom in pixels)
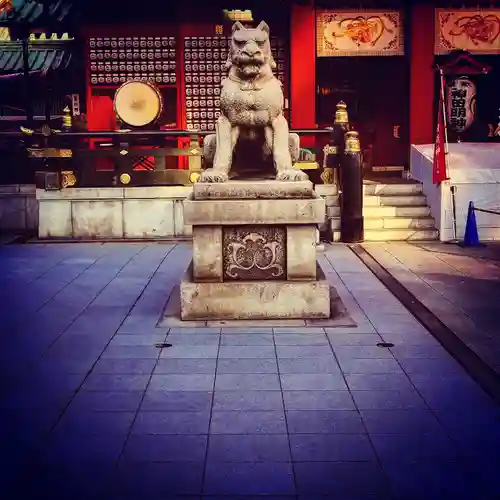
left=180, top=180, right=330, bottom=321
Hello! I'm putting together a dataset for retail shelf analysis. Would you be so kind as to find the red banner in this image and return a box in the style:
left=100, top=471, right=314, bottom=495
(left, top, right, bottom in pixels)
left=433, top=73, right=448, bottom=184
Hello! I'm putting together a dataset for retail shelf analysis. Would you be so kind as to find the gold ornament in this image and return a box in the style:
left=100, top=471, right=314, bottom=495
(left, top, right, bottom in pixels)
left=320, top=167, right=335, bottom=185
left=189, top=172, right=201, bottom=183
left=334, top=101, right=349, bottom=125
left=119, top=173, right=131, bottom=184
left=60, top=170, right=76, bottom=188
left=345, top=131, right=360, bottom=153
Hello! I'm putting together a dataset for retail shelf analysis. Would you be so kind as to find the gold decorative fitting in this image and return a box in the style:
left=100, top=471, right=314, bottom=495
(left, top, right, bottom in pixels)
left=344, top=131, right=361, bottom=153
left=60, top=170, right=76, bottom=188
left=334, top=101, right=349, bottom=125
left=119, top=173, right=131, bottom=184
left=322, top=145, right=337, bottom=155
left=119, top=149, right=128, bottom=156
left=321, top=167, right=335, bottom=185
left=189, top=172, right=201, bottom=183
left=27, top=148, right=72, bottom=158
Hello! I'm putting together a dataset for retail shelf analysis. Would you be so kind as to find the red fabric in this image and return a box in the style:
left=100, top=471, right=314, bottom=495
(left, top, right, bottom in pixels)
left=433, top=73, right=448, bottom=185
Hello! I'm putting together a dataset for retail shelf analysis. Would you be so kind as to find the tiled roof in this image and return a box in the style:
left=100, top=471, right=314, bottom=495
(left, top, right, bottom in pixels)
left=0, top=0, right=72, bottom=24
left=0, top=40, right=72, bottom=75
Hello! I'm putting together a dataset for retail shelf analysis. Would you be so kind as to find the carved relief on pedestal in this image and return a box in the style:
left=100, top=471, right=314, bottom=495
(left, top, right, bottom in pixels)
left=223, top=226, right=286, bottom=281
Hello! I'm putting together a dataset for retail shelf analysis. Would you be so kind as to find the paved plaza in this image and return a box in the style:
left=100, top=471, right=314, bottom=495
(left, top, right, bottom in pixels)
left=0, top=242, right=499, bottom=499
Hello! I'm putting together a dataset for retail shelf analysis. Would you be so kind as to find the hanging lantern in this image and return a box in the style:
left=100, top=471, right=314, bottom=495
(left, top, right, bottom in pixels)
left=446, top=76, right=476, bottom=134
left=0, top=0, right=13, bottom=15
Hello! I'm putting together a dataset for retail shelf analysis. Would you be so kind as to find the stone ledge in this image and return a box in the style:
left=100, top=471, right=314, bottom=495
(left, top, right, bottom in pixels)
left=194, top=180, right=314, bottom=200
left=36, top=186, right=193, bottom=201
left=180, top=262, right=330, bottom=321
left=184, top=195, right=325, bottom=225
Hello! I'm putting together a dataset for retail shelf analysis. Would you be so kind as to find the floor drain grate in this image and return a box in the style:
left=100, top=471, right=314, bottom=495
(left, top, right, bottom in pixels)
left=377, top=342, right=395, bottom=348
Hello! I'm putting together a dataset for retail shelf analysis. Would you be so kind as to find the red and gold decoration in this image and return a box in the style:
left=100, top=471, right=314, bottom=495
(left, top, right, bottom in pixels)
left=435, top=9, right=500, bottom=54
left=0, top=0, right=13, bottom=14
left=446, top=76, right=477, bottom=133
left=433, top=71, right=448, bottom=185
left=316, top=10, right=404, bottom=57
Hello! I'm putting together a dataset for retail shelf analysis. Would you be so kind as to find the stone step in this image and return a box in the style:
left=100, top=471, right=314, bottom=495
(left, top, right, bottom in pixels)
left=363, top=228, right=439, bottom=241
left=364, top=217, right=436, bottom=230
left=363, top=194, right=427, bottom=207
left=315, top=184, right=338, bottom=197
left=363, top=205, right=431, bottom=218
left=363, top=182, right=423, bottom=196
left=332, top=228, right=438, bottom=242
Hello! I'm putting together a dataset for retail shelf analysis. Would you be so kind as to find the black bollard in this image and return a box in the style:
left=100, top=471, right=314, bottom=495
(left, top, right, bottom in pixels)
left=340, top=130, right=364, bottom=243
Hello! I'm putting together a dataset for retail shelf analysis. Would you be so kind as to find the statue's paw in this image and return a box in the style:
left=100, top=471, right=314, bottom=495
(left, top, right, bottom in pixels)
left=199, top=169, right=229, bottom=183
left=276, top=169, right=309, bottom=182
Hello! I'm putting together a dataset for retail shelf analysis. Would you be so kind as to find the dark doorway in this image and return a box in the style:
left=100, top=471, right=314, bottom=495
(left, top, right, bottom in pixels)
left=316, top=56, right=409, bottom=169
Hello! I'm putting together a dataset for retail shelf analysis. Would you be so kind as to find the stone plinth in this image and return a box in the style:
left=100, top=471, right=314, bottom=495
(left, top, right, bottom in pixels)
left=180, top=180, right=330, bottom=321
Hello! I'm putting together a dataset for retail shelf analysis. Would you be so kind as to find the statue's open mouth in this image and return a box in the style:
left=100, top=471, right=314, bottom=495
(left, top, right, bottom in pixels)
left=238, top=52, right=265, bottom=66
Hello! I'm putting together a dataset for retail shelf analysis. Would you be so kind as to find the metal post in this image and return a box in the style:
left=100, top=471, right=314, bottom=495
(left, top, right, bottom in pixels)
left=340, top=130, right=364, bottom=243
left=22, top=36, right=34, bottom=127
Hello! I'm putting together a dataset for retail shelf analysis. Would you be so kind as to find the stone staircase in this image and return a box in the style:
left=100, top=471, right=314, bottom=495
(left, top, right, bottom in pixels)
left=315, top=180, right=439, bottom=242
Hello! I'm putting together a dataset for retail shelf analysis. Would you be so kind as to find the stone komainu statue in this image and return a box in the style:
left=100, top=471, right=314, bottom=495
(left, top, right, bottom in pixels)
left=200, top=21, right=307, bottom=183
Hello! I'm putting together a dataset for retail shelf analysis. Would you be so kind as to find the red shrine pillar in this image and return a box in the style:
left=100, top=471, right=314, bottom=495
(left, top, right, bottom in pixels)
left=290, top=2, right=316, bottom=147
left=409, top=4, right=435, bottom=145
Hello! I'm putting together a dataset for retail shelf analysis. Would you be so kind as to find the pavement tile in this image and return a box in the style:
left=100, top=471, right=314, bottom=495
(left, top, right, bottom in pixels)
left=370, top=432, right=459, bottom=462
left=203, top=463, right=295, bottom=495
left=207, top=434, right=291, bottom=462
left=282, top=391, right=355, bottom=410
left=112, top=461, right=204, bottom=495
left=378, top=332, right=441, bottom=346
left=345, top=374, right=415, bottom=391
left=220, top=334, right=274, bottom=345
left=351, top=390, right=427, bottom=410
left=327, top=333, right=382, bottom=345
left=273, top=328, right=325, bottom=334
left=212, top=391, right=283, bottom=411
left=217, top=358, right=278, bottom=374
left=218, top=345, right=276, bottom=359
left=109, top=334, right=167, bottom=347
left=92, top=358, right=157, bottom=375
left=286, top=410, right=365, bottom=434
left=166, top=334, right=220, bottom=345
left=168, top=328, right=221, bottom=334
left=390, top=345, right=453, bottom=359
left=215, top=373, right=281, bottom=391
left=278, top=357, right=340, bottom=374
left=334, top=345, right=394, bottom=359
left=131, top=411, right=210, bottom=434
left=360, top=409, right=444, bottom=434
left=160, top=345, right=218, bottom=359
left=121, top=434, right=208, bottom=462
left=280, top=374, right=348, bottom=391
left=398, top=357, right=466, bottom=375
left=274, top=334, right=329, bottom=346
left=154, top=358, right=217, bottom=374
left=290, top=434, right=376, bottom=462
left=101, top=345, right=160, bottom=359
left=81, top=374, right=151, bottom=392
left=294, top=462, right=389, bottom=495
left=338, top=358, right=403, bottom=374
left=210, top=410, right=286, bottom=434
left=140, top=390, right=213, bottom=412
left=276, top=346, right=333, bottom=358
left=221, top=327, right=274, bottom=334
left=53, top=410, right=135, bottom=435
left=148, top=374, right=215, bottom=391
left=68, top=390, right=144, bottom=412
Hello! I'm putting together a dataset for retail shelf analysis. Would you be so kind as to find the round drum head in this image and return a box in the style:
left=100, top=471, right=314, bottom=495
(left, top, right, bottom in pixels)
left=114, top=80, right=162, bottom=127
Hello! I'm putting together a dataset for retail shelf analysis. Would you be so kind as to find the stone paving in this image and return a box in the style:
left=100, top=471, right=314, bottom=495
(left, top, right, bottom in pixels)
left=0, top=242, right=499, bottom=499
left=363, top=242, right=500, bottom=376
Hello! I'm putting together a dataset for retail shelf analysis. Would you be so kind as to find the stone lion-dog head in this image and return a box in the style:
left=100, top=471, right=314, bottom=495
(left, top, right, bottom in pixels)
left=225, top=20, right=277, bottom=78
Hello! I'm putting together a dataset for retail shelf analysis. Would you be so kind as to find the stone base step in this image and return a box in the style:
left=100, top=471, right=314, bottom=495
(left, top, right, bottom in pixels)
left=363, top=205, right=431, bottom=218
left=331, top=228, right=438, bottom=242
left=363, top=228, right=439, bottom=241
left=364, top=217, right=436, bottom=230
left=363, top=195, right=427, bottom=207
left=363, top=182, right=422, bottom=196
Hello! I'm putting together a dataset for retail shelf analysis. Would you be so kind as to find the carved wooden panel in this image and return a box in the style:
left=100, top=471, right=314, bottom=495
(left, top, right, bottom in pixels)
left=223, top=226, right=286, bottom=281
